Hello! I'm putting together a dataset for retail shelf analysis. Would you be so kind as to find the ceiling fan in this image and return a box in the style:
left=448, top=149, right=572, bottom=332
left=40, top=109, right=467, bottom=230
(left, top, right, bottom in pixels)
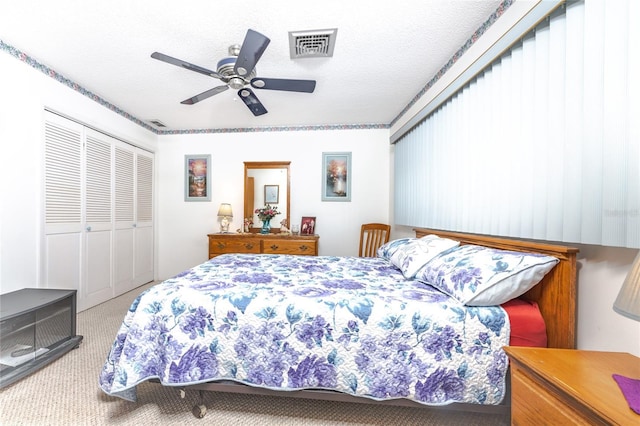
left=151, top=29, right=316, bottom=116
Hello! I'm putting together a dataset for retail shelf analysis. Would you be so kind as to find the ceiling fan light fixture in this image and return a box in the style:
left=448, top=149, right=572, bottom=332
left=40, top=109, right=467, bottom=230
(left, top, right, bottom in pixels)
left=229, top=77, right=245, bottom=90
left=217, top=49, right=256, bottom=86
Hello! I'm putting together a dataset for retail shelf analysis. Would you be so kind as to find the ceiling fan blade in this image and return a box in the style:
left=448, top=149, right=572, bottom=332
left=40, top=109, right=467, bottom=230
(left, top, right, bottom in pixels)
left=251, top=78, right=316, bottom=93
left=234, top=29, right=270, bottom=77
left=181, top=85, right=229, bottom=105
left=238, top=88, right=267, bottom=116
left=151, top=52, right=223, bottom=79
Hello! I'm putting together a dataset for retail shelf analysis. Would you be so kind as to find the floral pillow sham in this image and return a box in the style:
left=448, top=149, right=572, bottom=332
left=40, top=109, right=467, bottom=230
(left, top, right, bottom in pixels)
left=376, top=237, right=415, bottom=260
left=415, top=244, right=559, bottom=306
left=387, top=235, right=460, bottom=279
left=376, top=235, right=460, bottom=279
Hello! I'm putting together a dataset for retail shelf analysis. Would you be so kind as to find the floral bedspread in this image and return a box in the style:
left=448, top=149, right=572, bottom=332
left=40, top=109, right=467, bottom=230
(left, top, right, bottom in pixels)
left=99, top=254, right=510, bottom=405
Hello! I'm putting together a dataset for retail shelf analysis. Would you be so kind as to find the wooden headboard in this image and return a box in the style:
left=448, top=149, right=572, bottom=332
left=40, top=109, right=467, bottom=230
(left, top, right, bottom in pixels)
left=414, top=228, right=578, bottom=349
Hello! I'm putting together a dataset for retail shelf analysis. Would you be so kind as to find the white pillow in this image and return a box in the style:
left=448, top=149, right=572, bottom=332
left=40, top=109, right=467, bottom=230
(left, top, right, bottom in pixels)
left=389, top=235, right=460, bottom=279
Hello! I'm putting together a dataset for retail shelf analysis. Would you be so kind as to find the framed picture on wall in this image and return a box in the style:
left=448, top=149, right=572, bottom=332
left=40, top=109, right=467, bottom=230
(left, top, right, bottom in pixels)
left=185, top=154, right=211, bottom=202
left=300, top=217, right=316, bottom=235
left=264, top=184, right=279, bottom=204
left=322, top=152, right=351, bottom=202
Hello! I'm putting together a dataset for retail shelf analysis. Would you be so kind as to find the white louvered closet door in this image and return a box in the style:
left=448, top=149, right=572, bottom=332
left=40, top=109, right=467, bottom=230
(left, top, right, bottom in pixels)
left=134, top=150, right=154, bottom=285
left=83, top=128, right=114, bottom=308
left=113, top=141, right=135, bottom=295
left=44, top=114, right=114, bottom=311
left=44, top=114, right=83, bottom=297
left=113, top=141, right=155, bottom=294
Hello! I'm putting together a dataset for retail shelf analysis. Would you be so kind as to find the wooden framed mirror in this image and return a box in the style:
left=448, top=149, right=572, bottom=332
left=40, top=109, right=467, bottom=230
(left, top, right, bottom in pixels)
left=244, top=161, right=290, bottom=233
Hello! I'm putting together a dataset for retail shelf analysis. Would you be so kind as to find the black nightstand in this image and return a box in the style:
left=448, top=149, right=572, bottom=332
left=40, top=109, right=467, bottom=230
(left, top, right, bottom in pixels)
left=0, top=288, right=83, bottom=388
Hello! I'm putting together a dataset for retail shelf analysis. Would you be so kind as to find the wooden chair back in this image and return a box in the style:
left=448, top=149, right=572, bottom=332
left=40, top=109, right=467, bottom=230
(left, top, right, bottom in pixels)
left=358, top=223, right=391, bottom=257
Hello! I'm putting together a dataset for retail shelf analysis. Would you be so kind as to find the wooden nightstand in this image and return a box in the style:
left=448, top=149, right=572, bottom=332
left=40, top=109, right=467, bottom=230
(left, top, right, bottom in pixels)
left=504, top=347, right=639, bottom=425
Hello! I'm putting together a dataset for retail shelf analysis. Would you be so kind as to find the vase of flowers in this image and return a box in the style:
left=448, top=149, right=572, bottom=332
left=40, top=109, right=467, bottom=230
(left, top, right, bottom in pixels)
left=255, top=204, right=280, bottom=234
left=261, top=218, right=271, bottom=234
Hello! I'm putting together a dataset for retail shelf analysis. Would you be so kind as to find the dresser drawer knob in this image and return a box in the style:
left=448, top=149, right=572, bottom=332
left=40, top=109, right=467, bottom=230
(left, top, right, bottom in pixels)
left=270, top=244, right=279, bottom=250
left=299, top=245, right=309, bottom=251
left=217, top=242, right=226, bottom=249
left=245, top=243, right=254, bottom=249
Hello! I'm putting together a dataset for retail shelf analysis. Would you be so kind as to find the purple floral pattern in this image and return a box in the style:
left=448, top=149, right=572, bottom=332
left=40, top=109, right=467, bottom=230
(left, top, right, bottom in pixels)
left=415, top=245, right=559, bottom=306
left=99, top=254, right=510, bottom=406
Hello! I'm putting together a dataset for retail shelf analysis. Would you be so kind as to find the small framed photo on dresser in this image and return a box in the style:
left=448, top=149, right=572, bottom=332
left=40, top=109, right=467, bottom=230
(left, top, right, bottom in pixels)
left=300, top=217, right=316, bottom=235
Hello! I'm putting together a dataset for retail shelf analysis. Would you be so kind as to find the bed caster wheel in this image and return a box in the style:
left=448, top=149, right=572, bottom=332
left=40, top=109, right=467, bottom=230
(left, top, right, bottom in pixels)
left=192, top=404, right=207, bottom=418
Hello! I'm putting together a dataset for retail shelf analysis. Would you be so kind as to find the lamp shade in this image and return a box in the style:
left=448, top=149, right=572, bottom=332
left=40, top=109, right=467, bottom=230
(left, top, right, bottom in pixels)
left=217, top=203, right=233, bottom=218
left=613, top=251, right=640, bottom=321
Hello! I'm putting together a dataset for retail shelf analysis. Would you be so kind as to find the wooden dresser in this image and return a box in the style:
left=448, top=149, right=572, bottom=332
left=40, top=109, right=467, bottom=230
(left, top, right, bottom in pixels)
left=504, top=347, right=640, bottom=425
left=208, top=233, right=319, bottom=259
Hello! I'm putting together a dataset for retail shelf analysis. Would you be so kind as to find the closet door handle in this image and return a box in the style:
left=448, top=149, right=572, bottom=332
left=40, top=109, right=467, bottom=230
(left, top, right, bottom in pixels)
left=86, top=226, right=92, bottom=231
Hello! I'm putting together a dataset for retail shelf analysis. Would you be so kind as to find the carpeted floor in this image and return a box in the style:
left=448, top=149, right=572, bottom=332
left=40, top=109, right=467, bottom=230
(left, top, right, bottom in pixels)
left=0, top=283, right=510, bottom=425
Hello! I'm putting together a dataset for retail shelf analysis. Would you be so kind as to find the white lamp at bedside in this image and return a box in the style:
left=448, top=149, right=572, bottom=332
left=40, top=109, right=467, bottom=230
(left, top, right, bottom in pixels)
left=611, top=250, right=640, bottom=416
left=613, top=251, right=640, bottom=321
left=217, top=203, right=233, bottom=233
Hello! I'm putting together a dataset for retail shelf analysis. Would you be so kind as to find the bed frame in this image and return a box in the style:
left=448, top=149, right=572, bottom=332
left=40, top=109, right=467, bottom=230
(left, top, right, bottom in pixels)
left=179, top=228, right=579, bottom=418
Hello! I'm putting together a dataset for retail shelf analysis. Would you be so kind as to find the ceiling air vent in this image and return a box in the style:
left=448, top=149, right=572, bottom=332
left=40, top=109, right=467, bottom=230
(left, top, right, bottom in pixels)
left=289, top=28, right=337, bottom=59
left=148, top=119, right=166, bottom=128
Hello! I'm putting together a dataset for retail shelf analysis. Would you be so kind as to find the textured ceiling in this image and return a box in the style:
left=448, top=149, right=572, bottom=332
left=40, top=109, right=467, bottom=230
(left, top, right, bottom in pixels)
left=0, top=0, right=504, bottom=132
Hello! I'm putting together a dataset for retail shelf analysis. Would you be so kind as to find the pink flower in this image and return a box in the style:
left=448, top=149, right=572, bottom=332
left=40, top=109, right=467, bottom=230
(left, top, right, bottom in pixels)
left=255, top=204, right=280, bottom=221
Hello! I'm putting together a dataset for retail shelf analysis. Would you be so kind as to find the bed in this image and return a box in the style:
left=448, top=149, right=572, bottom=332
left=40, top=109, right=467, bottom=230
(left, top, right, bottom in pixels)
left=99, top=228, right=578, bottom=418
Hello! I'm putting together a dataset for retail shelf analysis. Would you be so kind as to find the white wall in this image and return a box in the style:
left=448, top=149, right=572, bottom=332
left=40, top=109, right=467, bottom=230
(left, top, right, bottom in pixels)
left=155, top=129, right=390, bottom=279
left=575, top=245, right=640, bottom=355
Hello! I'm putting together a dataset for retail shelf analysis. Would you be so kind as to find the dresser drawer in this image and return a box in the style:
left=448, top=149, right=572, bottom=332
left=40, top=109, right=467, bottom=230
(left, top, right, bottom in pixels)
left=208, top=233, right=319, bottom=259
left=261, top=239, right=317, bottom=255
left=209, top=237, right=260, bottom=256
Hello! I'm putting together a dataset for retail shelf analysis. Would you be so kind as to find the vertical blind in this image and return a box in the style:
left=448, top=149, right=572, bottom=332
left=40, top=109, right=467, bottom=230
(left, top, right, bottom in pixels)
left=394, top=0, right=639, bottom=248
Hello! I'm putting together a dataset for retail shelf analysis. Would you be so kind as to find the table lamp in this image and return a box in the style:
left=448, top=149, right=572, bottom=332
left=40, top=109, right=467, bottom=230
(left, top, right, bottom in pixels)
left=613, top=251, right=640, bottom=321
left=611, top=250, right=640, bottom=415
left=217, top=203, right=233, bottom=233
